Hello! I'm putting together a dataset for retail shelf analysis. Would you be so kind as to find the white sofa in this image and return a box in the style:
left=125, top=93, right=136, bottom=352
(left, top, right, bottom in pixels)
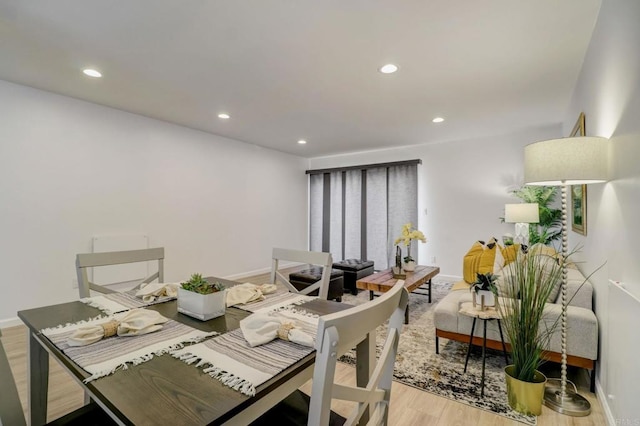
left=434, top=267, right=598, bottom=388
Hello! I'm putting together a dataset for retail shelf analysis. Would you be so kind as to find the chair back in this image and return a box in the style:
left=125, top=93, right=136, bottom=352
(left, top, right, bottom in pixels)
left=308, top=282, right=409, bottom=426
left=0, top=330, right=27, bottom=426
left=270, top=248, right=333, bottom=300
left=76, top=247, right=165, bottom=298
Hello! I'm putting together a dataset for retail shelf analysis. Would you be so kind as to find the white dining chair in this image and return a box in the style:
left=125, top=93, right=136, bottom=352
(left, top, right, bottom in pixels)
left=76, top=247, right=165, bottom=298
left=270, top=248, right=333, bottom=300
left=253, top=281, right=409, bottom=426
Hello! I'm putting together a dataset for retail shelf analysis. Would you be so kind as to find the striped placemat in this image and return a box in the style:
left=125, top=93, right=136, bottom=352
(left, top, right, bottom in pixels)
left=80, top=291, right=176, bottom=314
left=42, top=312, right=216, bottom=383
left=172, top=309, right=319, bottom=396
left=234, top=291, right=317, bottom=313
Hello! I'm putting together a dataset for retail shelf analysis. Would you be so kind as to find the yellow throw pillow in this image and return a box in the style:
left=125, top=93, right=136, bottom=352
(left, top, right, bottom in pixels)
left=501, top=244, right=520, bottom=266
left=463, top=241, right=485, bottom=283
left=478, top=237, right=505, bottom=275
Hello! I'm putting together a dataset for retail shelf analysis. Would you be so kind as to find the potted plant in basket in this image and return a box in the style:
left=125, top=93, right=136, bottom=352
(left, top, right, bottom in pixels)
left=177, top=273, right=227, bottom=321
left=470, top=272, right=498, bottom=309
left=394, top=223, right=427, bottom=272
left=497, top=252, right=563, bottom=416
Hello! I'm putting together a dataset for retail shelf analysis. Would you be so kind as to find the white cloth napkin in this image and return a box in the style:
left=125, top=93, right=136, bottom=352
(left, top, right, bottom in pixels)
left=239, top=313, right=314, bottom=347
left=67, top=309, right=169, bottom=347
left=226, top=283, right=278, bottom=307
left=135, top=282, right=180, bottom=302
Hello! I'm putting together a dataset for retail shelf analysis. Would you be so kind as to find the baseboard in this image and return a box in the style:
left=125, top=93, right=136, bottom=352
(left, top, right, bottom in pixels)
left=438, top=274, right=462, bottom=282
left=0, top=317, right=23, bottom=329
left=596, top=377, right=616, bottom=426
left=223, top=261, right=302, bottom=282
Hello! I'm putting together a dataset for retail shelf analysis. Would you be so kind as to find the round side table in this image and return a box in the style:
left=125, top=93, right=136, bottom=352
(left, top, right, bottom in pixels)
left=458, top=301, right=509, bottom=397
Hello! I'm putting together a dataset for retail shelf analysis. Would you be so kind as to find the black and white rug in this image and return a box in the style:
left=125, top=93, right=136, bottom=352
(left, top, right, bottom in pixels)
left=339, top=281, right=536, bottom=425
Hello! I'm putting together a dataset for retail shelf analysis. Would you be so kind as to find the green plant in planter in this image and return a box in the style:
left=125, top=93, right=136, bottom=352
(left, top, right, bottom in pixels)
left=181, top=273, right=225, bottom=295
left=498, top=253, right=563, bottom=382
left=508, top=186, right=562, bottom=246
left=471, top=272, right=498, bottom=295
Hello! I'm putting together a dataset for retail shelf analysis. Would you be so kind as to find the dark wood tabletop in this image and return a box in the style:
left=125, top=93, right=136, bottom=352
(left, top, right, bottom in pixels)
left=18, top=277, right=350, bottom=426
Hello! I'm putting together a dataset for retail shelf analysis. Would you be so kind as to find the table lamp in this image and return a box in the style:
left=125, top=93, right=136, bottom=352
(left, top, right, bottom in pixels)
left=504, top=203, right=540, bottom=247
left=524, top=135, right=608, bottom=416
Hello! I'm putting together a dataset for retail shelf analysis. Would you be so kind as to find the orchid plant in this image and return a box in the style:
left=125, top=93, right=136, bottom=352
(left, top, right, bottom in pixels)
left=394, top=223, right=427, bottom=263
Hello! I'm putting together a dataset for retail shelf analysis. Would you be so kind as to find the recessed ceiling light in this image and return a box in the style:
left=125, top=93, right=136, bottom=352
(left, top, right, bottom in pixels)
left=82, top=68, right=102, bottom=78
left=217, top=113, right=230, bottom=119
left=432, top=117, right=445, bottom=123
left=379, top=64, right=398, bottom=74
left=298, top=140, right=307, bottom=145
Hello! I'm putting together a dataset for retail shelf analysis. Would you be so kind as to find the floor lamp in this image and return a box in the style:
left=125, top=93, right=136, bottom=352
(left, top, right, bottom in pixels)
left=504, top=203, right=540, bottom=247
left=524, top=136, right=608, bottom=416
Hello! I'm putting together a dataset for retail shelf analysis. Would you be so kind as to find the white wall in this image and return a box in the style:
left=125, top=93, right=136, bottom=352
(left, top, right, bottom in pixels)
left=0, top=80, right=308, bottom=324
left=309, top=124, right=561, bottom=278
left=563, top=0, right=640, bottom=423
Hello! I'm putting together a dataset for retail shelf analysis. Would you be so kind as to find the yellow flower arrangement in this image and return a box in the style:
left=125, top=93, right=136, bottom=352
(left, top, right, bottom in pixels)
left=394, top=223, right=427, bottom=262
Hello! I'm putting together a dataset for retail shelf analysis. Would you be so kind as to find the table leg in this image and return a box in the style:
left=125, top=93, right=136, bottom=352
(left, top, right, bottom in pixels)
left=428, top=279, right=432, bottom=303
left=463, top=318, right=477, bottom=373
left=481, top=320, right=487, bottom=397
left=497, top=319, right=509, bottom=365
left=369, top=290, right=374, bottom=301
left=28, top=332, right=49, bottom=426
left=404, top=304, right=409, bottom=324
left=356, top=330, right=374, bottom=424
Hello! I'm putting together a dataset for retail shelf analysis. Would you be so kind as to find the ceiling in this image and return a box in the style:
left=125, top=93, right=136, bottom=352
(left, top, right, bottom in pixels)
left=0, top=1, right=601, bottom=158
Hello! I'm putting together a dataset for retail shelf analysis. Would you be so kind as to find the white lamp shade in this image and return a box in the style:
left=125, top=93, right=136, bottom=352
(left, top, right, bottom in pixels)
left=524, top=136, right=608, bottom=185
left=504, top=203, right=540, bottom=223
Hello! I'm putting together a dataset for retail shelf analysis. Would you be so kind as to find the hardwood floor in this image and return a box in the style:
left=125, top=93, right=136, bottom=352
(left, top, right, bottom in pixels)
left=1, top=269, right=606, bottom=425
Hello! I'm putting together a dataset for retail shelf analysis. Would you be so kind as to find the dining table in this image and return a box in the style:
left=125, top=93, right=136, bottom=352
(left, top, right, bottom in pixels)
left=18, top=277, right=373, bottom=425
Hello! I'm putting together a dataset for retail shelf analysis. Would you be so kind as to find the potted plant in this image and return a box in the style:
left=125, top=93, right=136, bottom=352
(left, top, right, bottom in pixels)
left=503, top=186, right=562, bottom=246
left=394, top=223, right=427, bottom=272
left=497, top=252, right=562, bottom=416
left=177, top=273, right=227, bottom=321
left=470, top=272, right=498, bottom=309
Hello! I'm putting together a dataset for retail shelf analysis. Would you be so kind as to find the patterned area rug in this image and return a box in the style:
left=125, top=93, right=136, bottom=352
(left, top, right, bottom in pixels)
left=340, top=280, right=536, bottom=425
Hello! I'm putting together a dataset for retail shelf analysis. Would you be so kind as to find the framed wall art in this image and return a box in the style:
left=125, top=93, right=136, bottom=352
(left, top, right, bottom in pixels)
left=570, top=113, right=587, bottom=235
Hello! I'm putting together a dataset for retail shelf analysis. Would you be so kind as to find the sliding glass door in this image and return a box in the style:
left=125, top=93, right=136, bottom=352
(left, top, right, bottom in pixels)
left=308, top=161, right=418, bottom=270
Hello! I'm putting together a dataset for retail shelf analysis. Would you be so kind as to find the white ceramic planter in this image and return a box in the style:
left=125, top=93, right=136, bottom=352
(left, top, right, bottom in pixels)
left=177, top=288, right=226, bottom=321
left=403, top=261, right=417, bottom=272
left=474, top=289, right=496, bottom=309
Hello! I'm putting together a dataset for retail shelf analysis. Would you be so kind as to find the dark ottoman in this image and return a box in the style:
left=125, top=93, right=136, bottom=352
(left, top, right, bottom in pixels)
left=289, top=267, right=344, bottom=302
left=332, top=259, right=375, bottom=295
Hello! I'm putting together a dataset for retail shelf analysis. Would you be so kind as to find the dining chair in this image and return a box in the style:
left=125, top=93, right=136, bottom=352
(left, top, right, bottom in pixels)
left=254, top=281, right=409, bottom=426
left=76, top=247, right=164, bottom=298
left=1, top=329, right=117, bottom=426
left=0, top=329, right=26, bottom=426
left=270, top=248, right=333, bottom=300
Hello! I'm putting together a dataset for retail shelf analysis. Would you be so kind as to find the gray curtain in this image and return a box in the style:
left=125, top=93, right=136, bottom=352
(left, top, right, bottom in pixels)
left=309, top=163, right=418, bottom=270
left=387, top=165, right=418, bottom=267
left=309, top=174, right=323, bottom=252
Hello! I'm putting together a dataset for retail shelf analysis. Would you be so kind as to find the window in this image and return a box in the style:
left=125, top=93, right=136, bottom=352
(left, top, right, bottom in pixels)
left=308, top=160, right=420, bottom=269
